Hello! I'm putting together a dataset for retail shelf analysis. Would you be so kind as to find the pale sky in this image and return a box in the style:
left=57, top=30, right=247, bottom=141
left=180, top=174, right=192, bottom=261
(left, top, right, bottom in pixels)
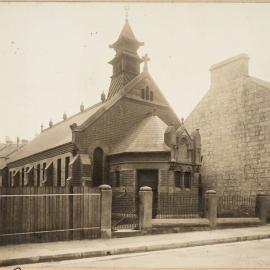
left=1, top=3, right=270, bottom=142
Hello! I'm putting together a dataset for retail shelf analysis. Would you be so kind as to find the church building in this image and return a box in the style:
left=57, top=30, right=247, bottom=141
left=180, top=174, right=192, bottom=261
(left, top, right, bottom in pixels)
left=3, top=20, right=202, bottom=200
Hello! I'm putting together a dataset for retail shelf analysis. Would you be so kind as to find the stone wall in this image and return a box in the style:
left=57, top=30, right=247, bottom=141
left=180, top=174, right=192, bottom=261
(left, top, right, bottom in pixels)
left=185, top=54, right=270, bottom=195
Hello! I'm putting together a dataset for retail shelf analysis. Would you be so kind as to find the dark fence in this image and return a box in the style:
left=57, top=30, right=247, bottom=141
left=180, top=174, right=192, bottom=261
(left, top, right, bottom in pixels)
left=0, top=186, right=101, bottom=245
left=155, top=192, right=203, bottom=219
left=217, top=193, right=256, bottom=218
left=267, top=196, right=270, bottom=222
left=112, top=192, right=139, bottom=230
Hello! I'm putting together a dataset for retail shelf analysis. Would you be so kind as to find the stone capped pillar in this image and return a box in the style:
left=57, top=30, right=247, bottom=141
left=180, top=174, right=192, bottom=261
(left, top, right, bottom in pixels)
left=99, top=184, right=112, bottom=238
left=139, top=186, right=153, bottom=232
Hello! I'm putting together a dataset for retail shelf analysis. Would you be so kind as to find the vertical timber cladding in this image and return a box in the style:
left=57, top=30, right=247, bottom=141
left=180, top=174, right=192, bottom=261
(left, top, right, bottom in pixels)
left=185, top=55, right=270, bottom=195
left=0, top=187, right=101, bottom=244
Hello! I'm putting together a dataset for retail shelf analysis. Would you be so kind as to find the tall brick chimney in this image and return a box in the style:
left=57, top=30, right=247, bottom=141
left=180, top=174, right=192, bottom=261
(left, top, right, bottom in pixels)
left=210, top=54, right=249, bottom=86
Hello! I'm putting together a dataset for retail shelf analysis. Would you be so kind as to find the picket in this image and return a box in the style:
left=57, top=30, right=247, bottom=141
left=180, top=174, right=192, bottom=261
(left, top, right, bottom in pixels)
left=0, top=186, right=101, bottom=245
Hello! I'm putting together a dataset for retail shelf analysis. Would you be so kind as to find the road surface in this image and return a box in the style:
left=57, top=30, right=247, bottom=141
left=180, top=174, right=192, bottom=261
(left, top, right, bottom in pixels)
left=22, top=238, right=270, bottom=268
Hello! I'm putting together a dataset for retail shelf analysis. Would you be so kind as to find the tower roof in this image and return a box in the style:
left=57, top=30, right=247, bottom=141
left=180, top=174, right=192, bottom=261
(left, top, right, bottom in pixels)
left=110, top=20, right=144, bottom=49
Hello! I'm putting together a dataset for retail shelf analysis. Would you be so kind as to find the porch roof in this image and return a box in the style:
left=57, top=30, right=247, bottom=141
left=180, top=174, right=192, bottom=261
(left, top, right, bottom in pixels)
left=110, top=115, right=170, bottom=155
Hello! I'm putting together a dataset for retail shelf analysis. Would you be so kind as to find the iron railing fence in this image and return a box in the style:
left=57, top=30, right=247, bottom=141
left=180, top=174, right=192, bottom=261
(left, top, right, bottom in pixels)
left=267, top=195, right=270, bottom=223
left=111, top=191, right=139, bottom=230
left=217, top=193, right=257, bottom=218
left=155, top=192, right=203, bottom=219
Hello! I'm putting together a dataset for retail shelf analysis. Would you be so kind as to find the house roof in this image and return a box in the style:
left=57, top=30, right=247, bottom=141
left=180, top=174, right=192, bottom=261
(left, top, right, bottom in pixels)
left=0, top=144, right=23, bottom=158
left=8, top=102, right=104, bottom=164
left=110, top=115, right=170, bottom=155
left=0, top=144, right=25, bottom=169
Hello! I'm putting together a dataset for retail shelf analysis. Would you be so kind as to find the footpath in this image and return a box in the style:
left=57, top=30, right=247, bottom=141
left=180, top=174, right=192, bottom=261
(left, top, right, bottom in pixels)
left=0, top=225, right=270, bottom=267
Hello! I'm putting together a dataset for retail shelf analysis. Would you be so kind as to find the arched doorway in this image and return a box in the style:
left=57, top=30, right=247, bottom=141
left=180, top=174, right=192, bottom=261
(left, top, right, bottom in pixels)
left=93, top=147, right=104, bottom=187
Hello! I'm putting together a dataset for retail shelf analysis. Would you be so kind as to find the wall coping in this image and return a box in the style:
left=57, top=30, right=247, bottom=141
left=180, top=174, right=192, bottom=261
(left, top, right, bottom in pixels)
left=210, top=54, right=249, bottom=71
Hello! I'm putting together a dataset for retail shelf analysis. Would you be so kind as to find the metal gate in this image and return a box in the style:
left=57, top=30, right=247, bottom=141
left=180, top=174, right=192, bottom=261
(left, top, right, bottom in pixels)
left=111, top=191, right=139, bottom=230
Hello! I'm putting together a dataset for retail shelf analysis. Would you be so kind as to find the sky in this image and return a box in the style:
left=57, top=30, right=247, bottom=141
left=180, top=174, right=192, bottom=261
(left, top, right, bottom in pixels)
left=0, top=3, right=270, bottom=142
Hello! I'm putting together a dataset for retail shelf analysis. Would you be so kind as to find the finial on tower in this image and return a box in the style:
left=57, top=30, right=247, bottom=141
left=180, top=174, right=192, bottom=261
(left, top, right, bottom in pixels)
left=124, top=6, right=129, bottom=22
left=181, top=117, right=185, bottom=125
left=142, top=54, right=150, bottom=72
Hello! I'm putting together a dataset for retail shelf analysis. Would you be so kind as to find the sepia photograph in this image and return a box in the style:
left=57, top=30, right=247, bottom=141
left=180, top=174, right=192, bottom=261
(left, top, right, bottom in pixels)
left=0, top=1, right=270, bottom=269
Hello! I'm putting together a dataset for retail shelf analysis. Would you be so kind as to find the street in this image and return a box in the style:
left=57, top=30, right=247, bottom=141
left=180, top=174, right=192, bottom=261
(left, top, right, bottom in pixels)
left=21, top=238, right=270, bottom=268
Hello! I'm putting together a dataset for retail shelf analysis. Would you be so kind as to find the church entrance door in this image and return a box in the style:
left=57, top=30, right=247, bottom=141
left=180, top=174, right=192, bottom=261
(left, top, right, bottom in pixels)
left=137, top=169, right=158, bottom=218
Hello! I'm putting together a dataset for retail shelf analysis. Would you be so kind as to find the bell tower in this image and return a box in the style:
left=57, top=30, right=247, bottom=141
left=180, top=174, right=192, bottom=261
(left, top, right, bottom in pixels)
left=107, top=19, right=144, bottom=99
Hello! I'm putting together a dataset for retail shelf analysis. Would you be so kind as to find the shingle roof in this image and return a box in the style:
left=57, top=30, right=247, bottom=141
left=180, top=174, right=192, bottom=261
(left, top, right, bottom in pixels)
left=107, top=73, right=135, bottom=100
left=8, top=102, right=104, bottom=163
left=110, top=115, right=170, bottom=155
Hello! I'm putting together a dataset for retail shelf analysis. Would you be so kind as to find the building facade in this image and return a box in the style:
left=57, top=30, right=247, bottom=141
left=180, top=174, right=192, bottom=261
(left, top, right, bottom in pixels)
left=3, top=20, right=202, bottom=207
left=185, top=54, right=270, bottom=195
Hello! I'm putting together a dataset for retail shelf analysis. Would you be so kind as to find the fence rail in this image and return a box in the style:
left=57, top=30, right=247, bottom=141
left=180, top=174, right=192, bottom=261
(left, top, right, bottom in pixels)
left=217, top=194, right=256, bottom=218
left=0, top=186, right=101, bottom=245
left=155, top=192, right=203, bottom=219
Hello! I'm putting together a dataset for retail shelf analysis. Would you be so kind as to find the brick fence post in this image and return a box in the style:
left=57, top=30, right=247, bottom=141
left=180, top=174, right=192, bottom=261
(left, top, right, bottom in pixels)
left=256, top=192, right=267, bottom=225
left=205, top=190, right=217, bottom=229
left=99, top=184, right=112, bottom=239
left=139, top=186, right=153, bottom=232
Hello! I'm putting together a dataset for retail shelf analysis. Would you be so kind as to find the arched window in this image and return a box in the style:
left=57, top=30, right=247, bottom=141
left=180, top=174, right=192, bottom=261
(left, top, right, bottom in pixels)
left=93, top=147, right=104, bottom=187
left=141, top=88, right=145, bottom=99
left=145, top=86, right=150, bottom=100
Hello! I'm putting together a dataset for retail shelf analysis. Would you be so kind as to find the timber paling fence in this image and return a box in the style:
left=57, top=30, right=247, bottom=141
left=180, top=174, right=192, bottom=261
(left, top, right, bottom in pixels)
left=0, top=186, right=101, bottom=245
left=217, top=193, right=257, bottom=218
left=111, top=191, right=139, bottom=230
left=156, top=192, right=203, bottom=219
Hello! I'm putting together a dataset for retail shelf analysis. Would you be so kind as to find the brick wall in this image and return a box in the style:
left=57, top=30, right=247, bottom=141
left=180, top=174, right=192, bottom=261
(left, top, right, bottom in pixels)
left=185, top=54, right=270, bottom=195
left=75, top=98, right=177, bottom=155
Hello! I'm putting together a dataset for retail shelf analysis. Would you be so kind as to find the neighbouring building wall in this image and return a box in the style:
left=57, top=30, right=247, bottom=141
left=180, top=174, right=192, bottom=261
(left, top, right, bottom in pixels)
left=185, top=54, right=270, bottom=195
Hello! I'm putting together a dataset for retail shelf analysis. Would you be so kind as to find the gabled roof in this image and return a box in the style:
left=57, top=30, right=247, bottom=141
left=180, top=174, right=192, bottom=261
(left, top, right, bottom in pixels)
left=76, top=71, right=180, bottom=132
left=110, top=115, right=170, bottom=155
left=8, top=70, right=179, bottom=164
left=8, top=102, right=104, bottom=164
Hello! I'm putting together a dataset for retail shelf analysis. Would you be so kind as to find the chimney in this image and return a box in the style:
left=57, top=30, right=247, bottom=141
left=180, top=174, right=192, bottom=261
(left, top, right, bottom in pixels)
left=80, top=103, right=84, bottom=112
left=17, top=136, right=20, bottom=146
left=63, top=112, right=67, bottom=121
left=210, top=54, right=249, bottom=86
left=49, top=120, right=53, bottom=128
left=41, top=123, right=43, bottom=132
